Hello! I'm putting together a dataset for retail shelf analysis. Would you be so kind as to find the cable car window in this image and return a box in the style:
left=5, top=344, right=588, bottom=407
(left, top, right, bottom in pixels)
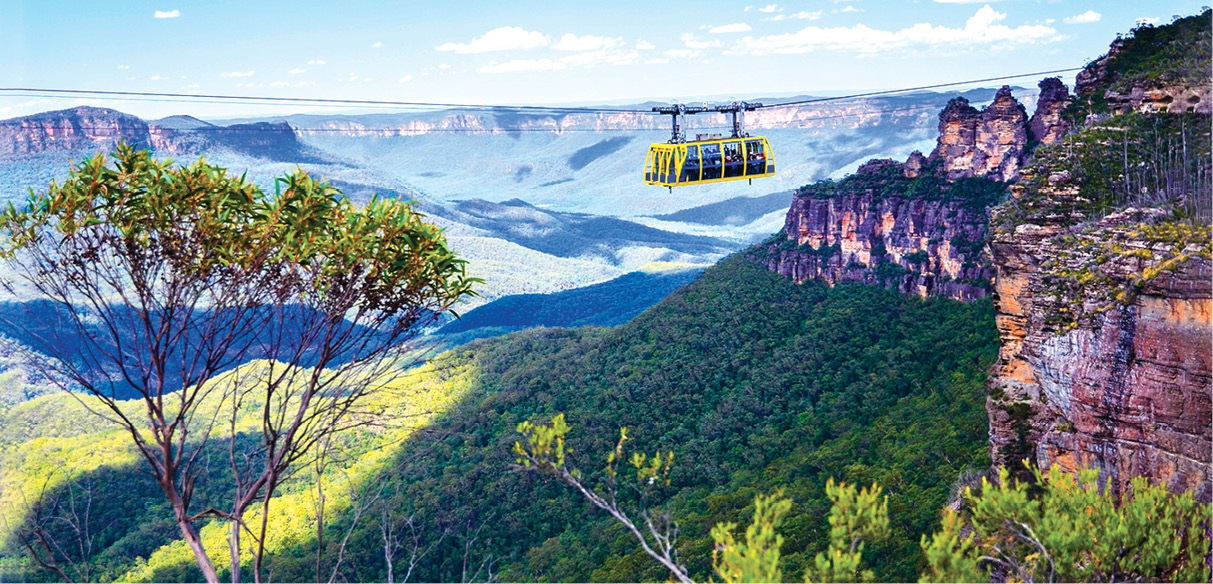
left=702, top=143, right=721, bottom=180
left=681, top=145, right=700, bottom=182
left=746, top=140, right=766, bottom=175
left=723, top=141, right=743, bottom=178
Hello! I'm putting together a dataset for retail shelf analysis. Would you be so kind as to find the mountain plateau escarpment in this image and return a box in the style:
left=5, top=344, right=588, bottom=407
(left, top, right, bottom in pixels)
left=760, top=10, right=1212, bottom=501
left=984, top=13, right=1211, bottom=500
left=755, top=82, right=1064, bottom=302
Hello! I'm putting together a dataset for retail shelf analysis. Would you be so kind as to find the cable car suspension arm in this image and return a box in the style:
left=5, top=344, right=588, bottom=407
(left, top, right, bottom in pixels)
left=651, top=101, right=762, bottom=143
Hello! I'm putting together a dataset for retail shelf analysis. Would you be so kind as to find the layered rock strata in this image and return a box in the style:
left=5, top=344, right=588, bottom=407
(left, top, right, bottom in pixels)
left=757, top=159, right=995, bottom=302
left=987, top=203, right=1212, bottom=501
left=1027, top=78, right=1071, bottom=146
left=0, top=106, right=151, bottom=155
left=930, top=86, right=1029, bottom=182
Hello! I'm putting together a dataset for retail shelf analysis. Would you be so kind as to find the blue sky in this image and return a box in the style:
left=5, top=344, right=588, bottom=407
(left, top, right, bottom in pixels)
left=1, top=0, right=1208, bottom=119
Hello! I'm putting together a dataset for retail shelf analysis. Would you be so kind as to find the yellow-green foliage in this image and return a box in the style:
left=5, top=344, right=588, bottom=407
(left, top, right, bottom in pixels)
left=917, top=511, right=984, bottom=583
left=1042, top=220, right=1212, bottom=331
left=921, top=464, right=1213, bottom=583
left=711, top=491, right=793, bottom=584
left=805, top=479, right=889, bottom=583
left=0, top=355, right=482, bottom=583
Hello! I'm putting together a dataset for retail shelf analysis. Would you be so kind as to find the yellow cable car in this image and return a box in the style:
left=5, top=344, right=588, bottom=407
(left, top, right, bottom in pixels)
left=644, top=102, right=775, bottom=188
left=644, top=136, right=775, bottom=187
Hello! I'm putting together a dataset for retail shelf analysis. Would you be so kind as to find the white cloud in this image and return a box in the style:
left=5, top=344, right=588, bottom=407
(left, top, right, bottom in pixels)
left=437, top=63, right=451, bottom=69
left=1136, top=16, right=1159, bottom=26
left=289, top=68, right=307, bottom=74
left=307, top=59, right=326, bottom=65
left=840, top=5, right=860, bottom=13
left=730, top=5, right=1057, bottom=55
left=681, top=33, right=722, bottom=49
left=149, top=75, right=164, bottom=80
left=437, top=26, right=549, bottom=53
left=372, top=41, right=383, bottom=47
left=1063, top=10, right=1100, bottom=24
left=220, top=70, right=255, bottom=77
left=663, top=49, right=701, bottom=58
left=636, top=40, right=656, bottom=50
left=759, top=4, right=781, bottom=12
left=478, top=59, right=564, bottom=73
left=933, top=0, right=1002, bottom=3
left=153, top=9, right=179, bottom=18
left=478, top=48, right=639, bottom=73
left=769, top=10, right=823, bottom=21
left=554, top=33, right=621, bottom=51
left=709, top=23, right=752, bottom=33
left=399, top=75, right=414, bottom=83
left=0, top=99, right=49, bottom=115
left=116, top=64, right=130, bottom=70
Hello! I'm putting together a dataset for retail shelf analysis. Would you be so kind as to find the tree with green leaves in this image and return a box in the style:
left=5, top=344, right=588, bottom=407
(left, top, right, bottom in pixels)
left=514, top=413, right=688, bottom=583
left=515, top=415, right=892, bottom=584
left=711, top=492, right=792, bottom=584
left=805, top=479, right=889, bottom=583
left=519, top=416, right=1210, bottom=583
left=0, top=144, right=477, bottom=583
left=922, top=463, right=1212, bottom=583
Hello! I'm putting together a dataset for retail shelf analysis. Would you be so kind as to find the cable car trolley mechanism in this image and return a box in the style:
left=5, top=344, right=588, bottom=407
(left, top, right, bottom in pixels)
left=644, top=101, right=775, bottom=189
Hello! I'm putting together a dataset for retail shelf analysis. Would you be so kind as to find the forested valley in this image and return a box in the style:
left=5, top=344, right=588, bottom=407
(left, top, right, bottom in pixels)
left=1, top=255, right=996, bottom=582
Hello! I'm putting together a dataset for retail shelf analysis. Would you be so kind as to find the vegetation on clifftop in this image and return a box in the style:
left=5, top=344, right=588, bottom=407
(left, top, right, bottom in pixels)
left=1071, top=9, right=1213, bottom=117
left=799, top=158, right=1008, bottom=213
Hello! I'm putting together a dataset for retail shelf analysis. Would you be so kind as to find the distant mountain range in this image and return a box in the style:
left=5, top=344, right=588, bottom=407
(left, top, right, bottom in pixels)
left=0, top=87, right=1021, bottom=308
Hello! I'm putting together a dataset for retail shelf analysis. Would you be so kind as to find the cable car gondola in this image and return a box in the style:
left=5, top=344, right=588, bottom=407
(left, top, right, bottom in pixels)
left=644, top=102, right=775, bottom=188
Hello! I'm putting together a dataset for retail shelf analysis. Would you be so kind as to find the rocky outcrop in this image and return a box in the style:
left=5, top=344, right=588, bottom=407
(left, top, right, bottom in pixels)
left=1078, top=48, right=1211, bottom=114
left=0, top=106, right=325, bottom=164
left=758, top=88, right=1033, bottom=302
left=1027, top=78, right=1071, bottom=146
left=1074, top=11, right=1212, bottom=115
left=756, top=158, right=996, bottom=302
left=929, top=86, right=1029, bottom=182
left=151, top=120, right=321, bottom=162
left=0, top=107, right=151, bottom=155
left=987, top=202, right=1212, bottom=501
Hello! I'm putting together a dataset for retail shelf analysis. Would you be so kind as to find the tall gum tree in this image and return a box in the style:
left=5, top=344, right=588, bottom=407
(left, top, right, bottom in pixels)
left=0, top=144, right=478, bottom=583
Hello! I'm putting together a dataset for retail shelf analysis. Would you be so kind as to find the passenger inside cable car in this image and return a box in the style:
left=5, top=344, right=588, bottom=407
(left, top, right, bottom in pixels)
left=680, top=145, right=700, bottom=182
left=644, top=136, right=775, bottom=188
left=702, top=143, right=721, bottom=180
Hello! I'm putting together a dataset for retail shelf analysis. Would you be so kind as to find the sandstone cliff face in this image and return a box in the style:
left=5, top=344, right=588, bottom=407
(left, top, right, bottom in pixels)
left=0, top=107, right=151, bottom=155
left=1028, top=78, right=1071, bottom=146
left=0, top=106, right=321, bottom=162
left=758, top=87, right=1060, bottom=303
left=930, top=86, right=1028, bottom=182
left=987, top=204, right=1212, bottom=501
left=756, top=159, right=996, bottom=302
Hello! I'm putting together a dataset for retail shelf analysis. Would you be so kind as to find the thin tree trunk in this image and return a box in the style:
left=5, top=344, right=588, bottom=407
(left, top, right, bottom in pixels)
left=230, top=520, right=241, bottom=584
left=179, top=519, right=220, bottom=584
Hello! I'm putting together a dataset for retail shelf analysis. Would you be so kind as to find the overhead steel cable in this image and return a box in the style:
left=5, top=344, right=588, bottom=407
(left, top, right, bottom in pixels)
left=762, top=67, right=1084, bottom=108
left=0, top=66, right=1080, bottom=116
left=0, top=95, right=1043, bottom=135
